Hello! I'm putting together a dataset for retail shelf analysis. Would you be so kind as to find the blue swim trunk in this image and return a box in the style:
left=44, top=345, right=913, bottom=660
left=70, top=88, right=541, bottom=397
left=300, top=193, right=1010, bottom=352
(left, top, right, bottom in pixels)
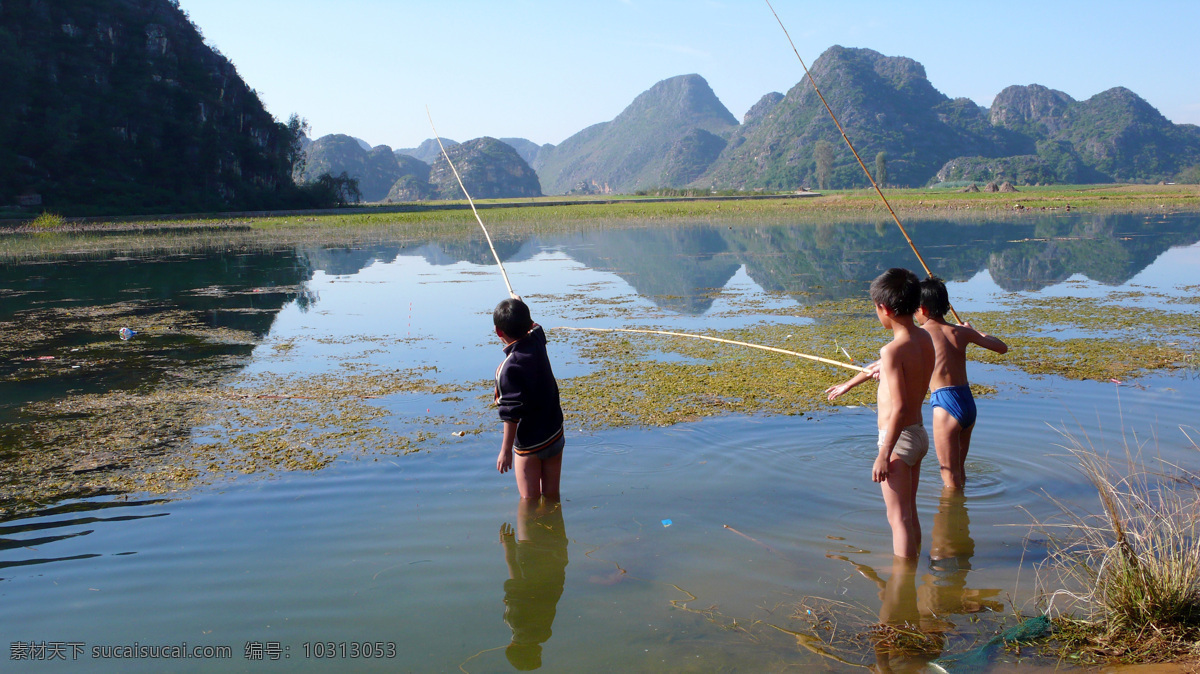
left=930, top=385, right=977, bottom=429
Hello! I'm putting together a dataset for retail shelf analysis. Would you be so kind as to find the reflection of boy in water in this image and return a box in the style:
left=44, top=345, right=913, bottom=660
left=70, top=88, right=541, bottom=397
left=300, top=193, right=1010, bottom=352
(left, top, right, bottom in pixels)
left=921, top=487, right=1003, bottom=616
left=833, top=555, right=947, bottom=673
left=500, top=500, right=568, bottom=671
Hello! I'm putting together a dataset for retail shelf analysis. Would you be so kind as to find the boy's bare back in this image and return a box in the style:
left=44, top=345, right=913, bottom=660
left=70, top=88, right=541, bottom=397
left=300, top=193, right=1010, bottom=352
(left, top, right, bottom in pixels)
left=920, top=319, right=1007, bottom=390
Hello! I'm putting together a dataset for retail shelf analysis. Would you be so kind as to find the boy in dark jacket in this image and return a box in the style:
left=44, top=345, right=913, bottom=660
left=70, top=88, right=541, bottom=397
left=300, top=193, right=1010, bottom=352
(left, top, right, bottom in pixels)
left=493, top=297, right=565, bottom=500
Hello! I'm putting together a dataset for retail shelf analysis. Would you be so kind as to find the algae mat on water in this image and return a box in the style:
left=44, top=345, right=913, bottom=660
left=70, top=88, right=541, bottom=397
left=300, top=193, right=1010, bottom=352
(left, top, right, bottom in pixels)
left=0, top=289, right=1196, bottom=516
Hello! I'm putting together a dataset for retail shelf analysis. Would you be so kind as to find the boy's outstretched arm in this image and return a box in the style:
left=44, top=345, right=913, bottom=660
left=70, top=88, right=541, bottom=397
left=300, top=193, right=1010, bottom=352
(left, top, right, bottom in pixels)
left=963, top=321, right=1008, bottom=355
left=825, top=361, right=880, bottom=401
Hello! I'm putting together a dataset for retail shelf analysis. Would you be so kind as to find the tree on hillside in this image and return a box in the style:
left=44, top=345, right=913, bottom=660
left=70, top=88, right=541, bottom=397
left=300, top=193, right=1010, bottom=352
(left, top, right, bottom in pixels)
left=305, top=172, right=361, bottom=206
left=814, top=140, right=834, bottom=190
left=286, top=114, right=310, bottom=181
left=875, top=152, right=889, bottom=188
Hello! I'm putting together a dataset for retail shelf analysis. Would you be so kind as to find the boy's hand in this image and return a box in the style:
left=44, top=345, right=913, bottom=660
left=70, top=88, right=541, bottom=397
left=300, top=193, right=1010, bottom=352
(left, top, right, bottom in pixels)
left=825, top=382, right=850, bottom=400
left=497, top=448, right=512, bottom=474
left=872, top=453, right=889, bottom=483
left=866, top=361, right=881, bottom=380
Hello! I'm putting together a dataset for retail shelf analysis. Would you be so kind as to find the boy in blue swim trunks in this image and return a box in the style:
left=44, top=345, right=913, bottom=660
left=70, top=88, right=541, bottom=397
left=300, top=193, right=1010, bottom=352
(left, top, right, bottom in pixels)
left=915, top=277, right=1007, bottom=490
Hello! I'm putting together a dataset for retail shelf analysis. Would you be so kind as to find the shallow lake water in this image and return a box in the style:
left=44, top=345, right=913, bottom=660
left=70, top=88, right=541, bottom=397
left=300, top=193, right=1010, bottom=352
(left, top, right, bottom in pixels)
left=2, top=213, right=1199, bottom=672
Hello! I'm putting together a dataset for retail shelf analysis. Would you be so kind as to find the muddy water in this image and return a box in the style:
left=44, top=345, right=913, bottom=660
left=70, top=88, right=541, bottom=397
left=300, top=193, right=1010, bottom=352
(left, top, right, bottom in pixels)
left=1, top=213, right=1198, bottom=672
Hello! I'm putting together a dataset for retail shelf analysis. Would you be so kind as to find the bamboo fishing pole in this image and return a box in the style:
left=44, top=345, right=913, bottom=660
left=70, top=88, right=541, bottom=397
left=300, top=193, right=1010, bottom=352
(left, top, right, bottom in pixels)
left=426, top=107, right=516, bottom=299
left=763, top=0, right=963, bottom=324
left=556, top=326, right=866, bottom=373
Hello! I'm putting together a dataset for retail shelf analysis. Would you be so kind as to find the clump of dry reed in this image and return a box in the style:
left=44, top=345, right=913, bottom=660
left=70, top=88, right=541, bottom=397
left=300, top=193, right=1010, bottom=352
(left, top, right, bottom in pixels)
left=1031, top=423, right=1200, bottom=664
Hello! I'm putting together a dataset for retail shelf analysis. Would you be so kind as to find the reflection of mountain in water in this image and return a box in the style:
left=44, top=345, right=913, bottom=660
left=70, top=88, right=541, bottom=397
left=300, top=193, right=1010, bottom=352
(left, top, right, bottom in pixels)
left=299, top=244, right=405, bottom=276
left=295, top=213, right=1200, bottom=314
left=0, top=252, right=313, bottom=343
left=553, top=227, right=741, bottom=313
left=547, top=213, right=1200, bottom=310
left=984, top=214, right=1199, bottom=291
left=300, top=239, right=539, bottom=274
left=422, top=238, right=540, bottom=267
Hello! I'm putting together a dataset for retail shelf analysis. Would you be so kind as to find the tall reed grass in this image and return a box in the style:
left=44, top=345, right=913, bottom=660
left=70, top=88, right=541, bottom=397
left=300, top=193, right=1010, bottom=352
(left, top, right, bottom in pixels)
left=1032, top=421, right=1200, bottom=663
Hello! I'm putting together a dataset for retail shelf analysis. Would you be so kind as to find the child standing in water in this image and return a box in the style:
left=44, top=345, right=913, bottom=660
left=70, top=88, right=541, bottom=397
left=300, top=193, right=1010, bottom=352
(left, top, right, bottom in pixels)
left=828, top=268, right=935, bottom=559
left=915, top=277, right=1007, bottom=490
left=494, top=297, right=565, bottom=501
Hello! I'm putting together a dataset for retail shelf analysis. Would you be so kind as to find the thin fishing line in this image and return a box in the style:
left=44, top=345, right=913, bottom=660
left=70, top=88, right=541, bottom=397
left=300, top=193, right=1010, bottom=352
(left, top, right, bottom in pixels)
left=426, top=106, right=515, bottom=298
left=763, top=0, right=963, bottom=323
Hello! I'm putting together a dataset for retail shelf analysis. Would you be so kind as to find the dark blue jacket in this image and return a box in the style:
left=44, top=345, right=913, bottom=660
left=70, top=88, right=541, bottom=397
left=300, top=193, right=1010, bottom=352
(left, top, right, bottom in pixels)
left=495, top=326, right=564, bottom=454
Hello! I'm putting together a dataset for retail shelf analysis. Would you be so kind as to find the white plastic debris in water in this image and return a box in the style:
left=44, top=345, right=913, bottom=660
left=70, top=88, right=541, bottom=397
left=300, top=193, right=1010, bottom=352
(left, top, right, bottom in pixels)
left=118, top=327, right=136, bottom=340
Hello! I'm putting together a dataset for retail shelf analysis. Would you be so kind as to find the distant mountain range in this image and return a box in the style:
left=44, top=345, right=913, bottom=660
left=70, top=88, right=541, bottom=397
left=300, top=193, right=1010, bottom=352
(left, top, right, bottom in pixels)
left=306, top=51, right=1200, bottom=200
left=301, top=134, right=540, bottom=202
left=535, top=47, right=1200, bottom=193
left=8, top=4, right=1199, bottom=215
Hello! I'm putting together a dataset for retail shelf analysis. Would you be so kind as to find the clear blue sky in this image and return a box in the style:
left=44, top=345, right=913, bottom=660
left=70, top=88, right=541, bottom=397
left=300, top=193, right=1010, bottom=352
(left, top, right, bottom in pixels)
left=180, top=0, right=1200, bottom=150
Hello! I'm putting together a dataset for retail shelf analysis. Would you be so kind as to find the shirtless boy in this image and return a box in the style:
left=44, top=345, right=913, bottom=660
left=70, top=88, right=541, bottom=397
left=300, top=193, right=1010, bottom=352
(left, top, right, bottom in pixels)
left=915, top=277, right=1007, bottom=490
left=828, top=268, right=934, bottom=558
left=494, top=297, right=565, bottom=501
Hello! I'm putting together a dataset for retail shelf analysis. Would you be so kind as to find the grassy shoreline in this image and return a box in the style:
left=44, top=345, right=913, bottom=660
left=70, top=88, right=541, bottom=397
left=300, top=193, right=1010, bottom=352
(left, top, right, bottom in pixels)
left=4, top=184, right=1199, bottom=232
left=2, top=184, right=1197, bottom=262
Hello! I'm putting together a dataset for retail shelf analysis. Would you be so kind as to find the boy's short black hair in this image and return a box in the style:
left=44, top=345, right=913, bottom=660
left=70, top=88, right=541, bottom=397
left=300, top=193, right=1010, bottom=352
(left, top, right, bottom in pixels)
left=494, top=298, right=532, bottom=338
left=920, top=276, right=950, bottom=318
left=869, top=268, right=921, bottom=316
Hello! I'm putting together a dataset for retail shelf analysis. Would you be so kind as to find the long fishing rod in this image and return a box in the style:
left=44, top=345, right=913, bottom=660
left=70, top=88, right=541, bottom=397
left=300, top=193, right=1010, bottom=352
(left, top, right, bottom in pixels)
left=426, top=107, right=516, bottom=299
left=557, top=326, right=866, bottom=373
left=763, top=0, right=963, bottom=324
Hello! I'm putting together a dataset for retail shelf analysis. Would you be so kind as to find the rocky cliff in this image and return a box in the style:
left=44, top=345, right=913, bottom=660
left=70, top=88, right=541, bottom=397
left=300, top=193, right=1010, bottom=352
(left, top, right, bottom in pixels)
left=429, top=137, right=542, bottom=199
left=0, top=0, right=298, bottom=212
left=946, top=84, right=1200, bottom=184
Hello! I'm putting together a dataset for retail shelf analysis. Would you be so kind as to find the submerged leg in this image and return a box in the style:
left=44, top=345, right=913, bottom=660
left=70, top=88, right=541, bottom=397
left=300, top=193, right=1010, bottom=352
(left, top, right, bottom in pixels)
left=933, top=407, right=965, bottom=490
left=959, top=423, right=975, bottom=485
left=881, top=458, right=921, bottom=558
left=540, top=450, right=563, bottom=501
left=513, top=453, right=543, bottom=500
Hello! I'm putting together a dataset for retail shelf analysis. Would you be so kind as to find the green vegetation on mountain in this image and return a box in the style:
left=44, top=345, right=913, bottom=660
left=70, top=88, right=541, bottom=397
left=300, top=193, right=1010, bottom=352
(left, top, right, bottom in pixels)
left=428, top=137, right=542, bottom=199
left=298, top=134, right=432, bottom=202
left=1057, top=87, right=1200, bottom=181
left=658, top=128, right=728, bottom=187
left=533, top=74, right=739, bottom=195
left=0, top=0, right=314, bottom=214
left=385, top=175, right=433, bottom=202
left=981, top=84, right=1200, bottom=184
left=936, top=140, right=1106, bottom=185
left=697, top=47, right=1026, bottom=191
